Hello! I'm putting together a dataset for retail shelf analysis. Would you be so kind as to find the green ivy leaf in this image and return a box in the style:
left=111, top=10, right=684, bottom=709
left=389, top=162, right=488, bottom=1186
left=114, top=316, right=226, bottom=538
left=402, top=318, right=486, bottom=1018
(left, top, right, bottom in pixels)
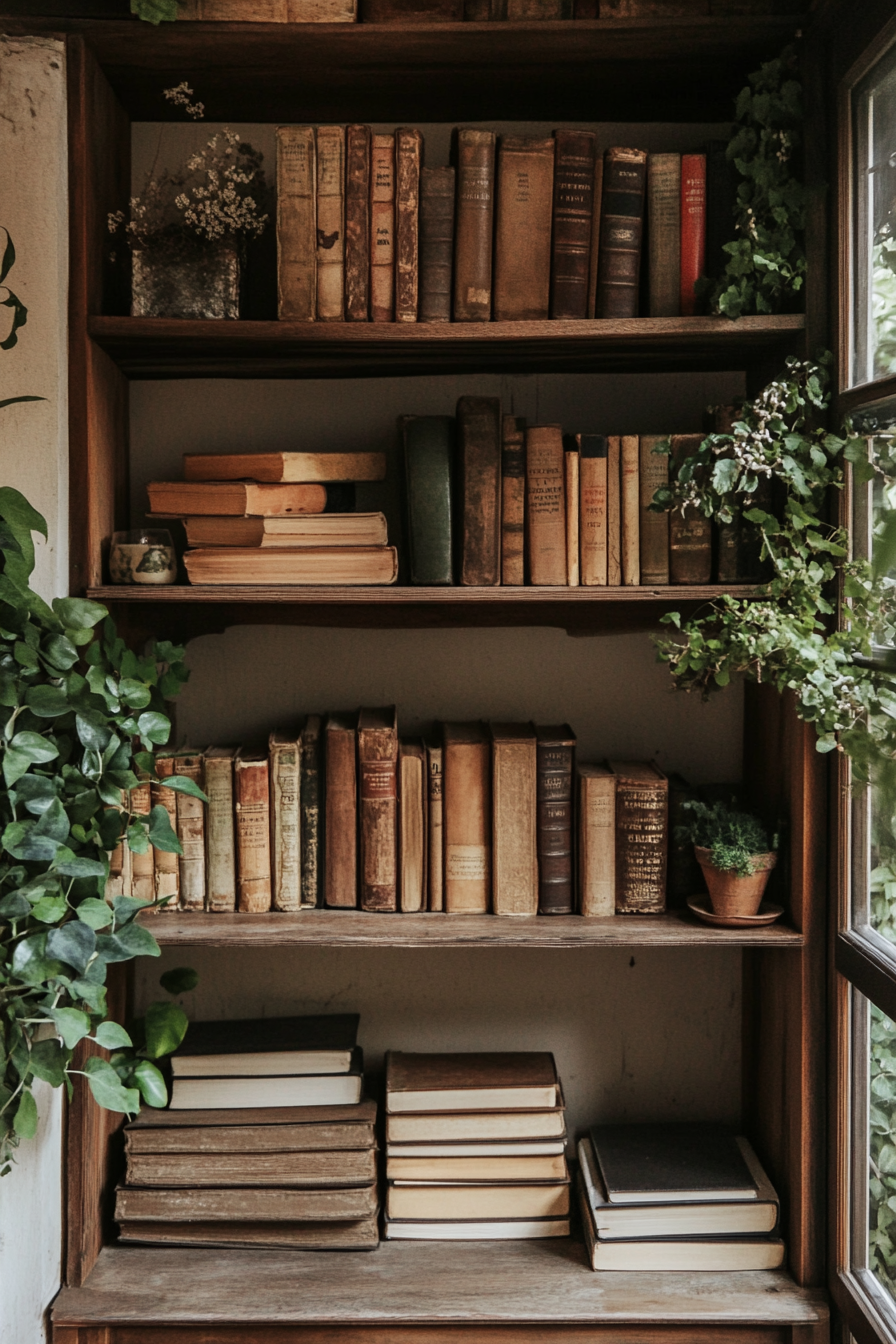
left=93, top=1021, right=133, bottom=1051
left=13, top=1089, right=38, bottom=1139
left=144, top=1000, right=189, bottom=1059
left=82, top=1057, right=139, bottom=1115
left=131, top=1058, right=168, bottom=1107
left=159, top=966, right=199, bottom=995
left=51, top=1007, right=92, bottom=1050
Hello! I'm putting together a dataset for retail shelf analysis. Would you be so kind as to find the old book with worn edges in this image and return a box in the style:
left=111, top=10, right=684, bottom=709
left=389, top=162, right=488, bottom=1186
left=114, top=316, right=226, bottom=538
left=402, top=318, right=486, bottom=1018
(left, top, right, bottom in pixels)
left=151, top=757, right=178, bottom=903
left=669, top=434, right=712, bottom=584
left=419, top=167, right=456, bottom=324
left=596, top=146, right=648, bottom=319
left=345, top=124, right=371, bottom=321
left=184, top=547, right=396, bottom=585
left=457, top=396, right=501, bottom=587
left=586, top=153, right=604, bottom=318
left=443, top=721, right=491, bottom=914
left=269, top=731, right=301, bottom=912
left=526, top=425, right=567, bottom=586
left=234, top=749, right=272, bottom=913
left=182, top=451, right=386, bottom=483
left=149, top=480, right=352, bottom=517
left=551, top=129, right=596, bottom=319
left=680, top=152, right=706, bottom=317
left=620, top=434, right=639, bottom=585
left=171, top=1012, right=359, bottom=1071
left=399, top=739, right=427, bottom=912
left=454, top=130, right=495, bottom=321
left=647, top=152, right=680, bottom=317
left=501, top=414, right=526, bottom=586
left=118, top=1217, right=379, bottom=1251
left=564, top=437, right=580, bottom=586
left=325, top=713, right=358, bottom=908
left=493, top=135, right=555, bottom=321
left=579, top=434, right=608, bottom=586
left=590, top=1123, right=757, bottom=1204
left=386, top=1182, right=569, bottom=1220
left=173, top=752, right=204, bottom=912
left=300, top=714, right=323, bottom=908
left=388, top=1140, right=566, bottom=1157
left=204, top=746, right=236, bottom=913
left=358, top=706, right=399, bottom=911
left=316, top=125, right=345, bottom=322
left=386, top=1106, right=566, bottom=1143
left=608, top=760, right=667, bottom=914
left=126, top=1097, right=377, bottom=1137
left=578, top=763, right=614, bottom=917
left=169, top=1054, right=364, bottom=1111
left=370, top=133, right=396, bottom=322
left=427, top=742, right=444, bottom=911
left=639, top=434, right=670, bottom=584
left=396, top=127, right=422, bottom=323
left=184, top=513, right=387, bottom=549
left=491, top=723, right=538, bottom=917
left=115, top=1182, right=375, bottom=1221
left=536, top=725, right=576, bottom=914
left=386, top=1051, right=559, bottom=1112
left=402, top=415, right=454, bottom=585
left=277, top=125, right=316, bottom=320
left=388, top=1153, right=566, bottom=1182
left=126, top=1148, right=377, bottom=1189
left=607, top=434, right=622, bottom=585
left=384, top=1215, right=569, bottom=1240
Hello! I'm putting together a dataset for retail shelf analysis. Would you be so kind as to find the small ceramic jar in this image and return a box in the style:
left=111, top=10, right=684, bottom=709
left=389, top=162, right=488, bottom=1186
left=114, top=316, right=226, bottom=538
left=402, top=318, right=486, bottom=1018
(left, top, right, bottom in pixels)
left=110, top=530, right=177, bottom=585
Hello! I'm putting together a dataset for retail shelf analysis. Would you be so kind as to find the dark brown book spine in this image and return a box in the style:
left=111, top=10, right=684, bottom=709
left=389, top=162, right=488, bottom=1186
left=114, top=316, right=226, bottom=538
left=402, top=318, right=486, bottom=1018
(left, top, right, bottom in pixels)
left=536, top=727, right=575, bottom=914
left=358, top=708, right=398, bottom=912
left=396, top=127, right=422, bottom=324
left=669, top=433, right=712, bottom=584
left=453, top=130, right=495, bottom=322
left=345, top=125, right=370, bottom=322
left=550, top=130, right=597, bottom=319
left=493, top=136, right=556, bottom=321
left=596, top=146, right=648, bottom=319
left=419, top=167, right=456, bottom=324
left=457, top=395, right=501, bottom=586
left=613, top=768, right=667, bottom=915
left=501, top=414, right=526, bottom=585
left=325, top=716, right=358, bottom=908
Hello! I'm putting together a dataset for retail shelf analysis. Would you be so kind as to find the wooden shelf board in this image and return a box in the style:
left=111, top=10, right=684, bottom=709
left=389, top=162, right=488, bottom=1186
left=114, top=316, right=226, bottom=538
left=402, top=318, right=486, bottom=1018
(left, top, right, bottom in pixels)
left=88, top=584, right=759, bottom=605
left=141, top=908, right=803, bottom=948
left=52, top=1240, right=827, bottom=1329
left=88, top=314, right=805, bottom=379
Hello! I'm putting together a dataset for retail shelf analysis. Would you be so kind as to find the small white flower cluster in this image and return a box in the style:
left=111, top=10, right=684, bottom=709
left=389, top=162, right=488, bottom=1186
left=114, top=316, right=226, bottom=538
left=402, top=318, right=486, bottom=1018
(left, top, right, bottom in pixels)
left=163, top=82, right=205, bottom=120
left=172, top=129, right=267, bottom=243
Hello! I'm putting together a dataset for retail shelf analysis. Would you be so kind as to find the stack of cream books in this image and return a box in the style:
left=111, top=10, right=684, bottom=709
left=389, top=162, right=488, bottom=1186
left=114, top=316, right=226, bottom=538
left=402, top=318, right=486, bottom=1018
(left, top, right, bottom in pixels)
left=383, top=1051, right=570, bottom=1240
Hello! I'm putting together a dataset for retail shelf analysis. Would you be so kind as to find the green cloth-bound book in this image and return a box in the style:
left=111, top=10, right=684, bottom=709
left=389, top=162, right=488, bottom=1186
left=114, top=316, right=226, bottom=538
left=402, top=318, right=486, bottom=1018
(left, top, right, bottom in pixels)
left=402, top=415, right=455, bottom=585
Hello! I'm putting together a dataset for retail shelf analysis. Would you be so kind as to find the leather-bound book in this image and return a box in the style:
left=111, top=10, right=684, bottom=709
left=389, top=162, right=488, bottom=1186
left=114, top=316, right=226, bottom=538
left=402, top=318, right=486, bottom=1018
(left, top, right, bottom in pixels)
left=129, top=775, right=154, bottom=904
left=426, top=742, right=444, bottom=911
left=705, top=139, right=737, bottom=293
left=345, top=124, right=370, bottom=322
left=669, top=433, right=711, bottom=583
left=152, top=756, right=179, bottom=904
left=501, top=414, right=526, bottom=586
left=607, top=434, right=622, bottom=585
left=420, top=167, right=455, bottom=323
left=277, top=126, right=317, bottom=320
left=564, top=436, right=580, bottom=586
left=579, top=434, right=608, bottom=586
left=586, top=154, right=604, bottom=318
left=596, top=147, right=648, bottom=319
left=234, top=750, right=272, bottom=914
left=493, top=136, right=555, bottom=321
left=647, top=152, right=680, bottom=317
left=370, top=133, right=395, bottom=322
left=443, top=722, right=491, bottom=914
left=457, top=396, right=501, bottom=587
left=551, top=130, right=596, bottom=319
left=174, top=752, right=205, bottom=912
left=453, top=130, right=495, bottom=322
left=358, top=706, right=398, bottom=912
left=324, top=713, right=357, bottom=908
left=680, top=153, right=706, bottom=316
left=536, top=725, right=576, bottom=915
left=526, top=425, right=567, bottom=586
left=491, top=723, right=537, bottom=916
left=620, top=434, right=639, bottom=586
left=269, top=731, right=301, bottom=912
left=300, top=715, right=323, bottom=908
left=316, top=125, right=345, bottom=322
left=639, top=434, right=670, bottom=585
left=401, top=415, right=454, bottom=585
left=399, top=740, right=427, bottom=912
left=396, top=128, right=422, bottom=323
left=608, top=760, right=667, bottom=914
left=204, top=747, right=236, bottom=914
left=184, top=451, right=386, bottom=484
left=578, top=764, right=615, bottom=917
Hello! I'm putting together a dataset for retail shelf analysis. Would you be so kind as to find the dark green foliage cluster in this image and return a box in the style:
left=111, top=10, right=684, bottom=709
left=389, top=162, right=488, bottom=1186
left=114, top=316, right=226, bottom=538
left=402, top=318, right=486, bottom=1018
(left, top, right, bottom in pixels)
left=132, top=0, right=181, bottom=20
left=675, top=799, right=773, bottom=878
left=870, top=1003, right=896, bottom=1291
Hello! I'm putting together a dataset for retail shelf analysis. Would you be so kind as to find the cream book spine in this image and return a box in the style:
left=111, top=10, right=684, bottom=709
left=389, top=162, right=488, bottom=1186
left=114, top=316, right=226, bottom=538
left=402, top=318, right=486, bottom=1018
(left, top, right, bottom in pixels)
left=578, top=764, right=615, bottom=917
left=269, top=732, right=302, bottom=912
left=204, top=748, right=237, bottom=914
left=491, top=723, right=538, bottom=916
left=565, top=440, right=580, bottom=587
left=174, top=753, right=206, bottom=912
left=235, top=751, right=273, bottom=914
left=277, top=126, right=317, bottom=320
left=427, top=743, right=444, bottom=912
left=621, top=434, right=640, bottom=586
left=607, top=435, right=622, bottom=586
left=316, top=126, right=345, bottom=322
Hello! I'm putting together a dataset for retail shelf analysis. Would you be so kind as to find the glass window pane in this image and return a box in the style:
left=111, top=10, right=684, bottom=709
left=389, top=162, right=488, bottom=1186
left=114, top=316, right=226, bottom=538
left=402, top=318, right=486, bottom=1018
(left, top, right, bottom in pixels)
left=853, top=40, right=896, bottom=388
left=869, top=1001, right=896, bottom=1299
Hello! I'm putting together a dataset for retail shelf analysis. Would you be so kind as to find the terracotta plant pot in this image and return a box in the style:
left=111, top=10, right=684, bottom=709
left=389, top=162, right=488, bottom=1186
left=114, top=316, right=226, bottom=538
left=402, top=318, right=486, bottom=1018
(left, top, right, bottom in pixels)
left=694, top=846, right=777, bottom=919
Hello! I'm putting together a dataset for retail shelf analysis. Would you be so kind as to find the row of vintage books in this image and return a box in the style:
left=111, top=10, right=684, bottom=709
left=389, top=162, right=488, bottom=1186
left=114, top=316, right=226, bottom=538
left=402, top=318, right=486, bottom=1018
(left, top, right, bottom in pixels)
left=185, top=0, right=798, bottom=22
left=276, top=127, right=730, bottom=325
left=112, top=716, right=671, bottom=916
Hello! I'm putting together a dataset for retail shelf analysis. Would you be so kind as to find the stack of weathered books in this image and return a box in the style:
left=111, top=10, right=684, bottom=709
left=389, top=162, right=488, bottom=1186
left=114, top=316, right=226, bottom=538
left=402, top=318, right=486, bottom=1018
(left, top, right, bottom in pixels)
left=383, top=1051, right=570, bottom=1240
left=115, top=1013, right=379, bottom=1250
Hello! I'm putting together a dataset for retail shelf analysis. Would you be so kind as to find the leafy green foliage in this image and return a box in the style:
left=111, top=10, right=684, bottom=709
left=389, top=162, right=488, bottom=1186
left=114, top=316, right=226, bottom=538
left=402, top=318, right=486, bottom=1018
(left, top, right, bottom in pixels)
left=131, top=0, right=181, bottom=21
left=705, top=47, right=806, bottom=318
left=675, top=799, right=773, bottom=878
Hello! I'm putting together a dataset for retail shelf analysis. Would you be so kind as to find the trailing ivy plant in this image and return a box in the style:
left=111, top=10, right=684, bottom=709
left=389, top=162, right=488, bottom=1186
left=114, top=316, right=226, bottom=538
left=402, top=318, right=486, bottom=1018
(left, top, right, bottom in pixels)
left=0, top=488, right=201, bottom=1174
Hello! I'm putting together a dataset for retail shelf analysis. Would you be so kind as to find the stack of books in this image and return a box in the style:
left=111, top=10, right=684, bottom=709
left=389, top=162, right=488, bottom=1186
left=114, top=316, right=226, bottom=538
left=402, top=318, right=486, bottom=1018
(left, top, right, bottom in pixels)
left=114, top=1014, right=379, bottom=1250
left=383, top=1051, right=571, bottom=1240
left=146, top=450, right=398, bottom=585
left=576, top=1123, right=785, bottom=1271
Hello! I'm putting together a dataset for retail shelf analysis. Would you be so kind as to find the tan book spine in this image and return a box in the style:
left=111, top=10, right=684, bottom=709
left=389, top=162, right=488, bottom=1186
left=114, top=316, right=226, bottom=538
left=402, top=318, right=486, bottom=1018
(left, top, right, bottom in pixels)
left=370, top=133, right=395, bottom=323
left=269, top=735, right=301, bottom=912
left=152, top=756, right=179, bottom=904
left=647, top=152, right=681, bottom=318
left=491, top=724, right=537, bottom=916
left=578, top=765, right=615, bottom=917
left=174, top=755, right=205, bottom=912
left=324, top=716, right=357, bottom=909
left=501, top=414, right=526, bottom=586
left=586, top=154, right=603, bottom=319
left=493, top=135, right=555, bottom=321
left=396, top=127, right=422, bottom=323
left=358, top=707, right=398, bottom=912
left=399, top=742, right=426, bottom=913
left=427, top=743, right=444, bottom=912
left=610, top=762, right=667, bottom=914
left=526, top=425, right=567, bottom=586
left=607, top=434, right=622, bottom=586
left=579, top=435, right=608, bottom=586
left=204, top=752, right=236, bottom=914
left=277, top=126, right=316, bottom=320
left=443, top=723, right=490, bottom=914
left=453, top=129, right=495, bottom=322
left=344, top=124, right=371, bottom=321
left=315, top=125, right=345, bottom=322
left=564, top=443, right=580, bottom=587
left=621, top=434, right=640, bottom=586
left=234, top=754, right=272, bottom=914
left=639, top=434, right=670, bottom=584
left=129, top=775, right=154, bottom=905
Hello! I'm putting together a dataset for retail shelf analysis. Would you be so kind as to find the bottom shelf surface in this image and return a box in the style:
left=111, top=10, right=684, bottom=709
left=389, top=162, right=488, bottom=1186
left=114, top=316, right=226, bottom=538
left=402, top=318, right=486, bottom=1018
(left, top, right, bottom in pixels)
left=53, top=1239, right=828, bottom=1330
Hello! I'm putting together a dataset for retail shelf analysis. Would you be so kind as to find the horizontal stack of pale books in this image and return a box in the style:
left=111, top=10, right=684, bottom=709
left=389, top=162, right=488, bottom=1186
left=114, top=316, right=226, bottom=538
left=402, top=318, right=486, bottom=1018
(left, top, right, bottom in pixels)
left=146, top=451, right=398, bottom=585
left=384, top=1051, right=571, bottom=1240
left=115, top=1013, right=380, bottom=1250
left=576, top=1123, right=785, bottom=1271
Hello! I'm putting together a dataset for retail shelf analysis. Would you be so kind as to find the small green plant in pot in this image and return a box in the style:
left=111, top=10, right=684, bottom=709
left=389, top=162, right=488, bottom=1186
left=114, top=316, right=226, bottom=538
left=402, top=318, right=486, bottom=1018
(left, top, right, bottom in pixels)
left=676, top=800, right=778, bottom=919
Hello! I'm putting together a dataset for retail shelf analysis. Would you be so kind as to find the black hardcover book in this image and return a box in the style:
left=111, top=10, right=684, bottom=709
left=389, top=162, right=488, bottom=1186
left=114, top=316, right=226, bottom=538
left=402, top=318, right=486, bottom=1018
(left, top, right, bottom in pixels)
left=176, top=1014, right=360, bottom=1060
left=590, top=1124, right=758, bottom=1205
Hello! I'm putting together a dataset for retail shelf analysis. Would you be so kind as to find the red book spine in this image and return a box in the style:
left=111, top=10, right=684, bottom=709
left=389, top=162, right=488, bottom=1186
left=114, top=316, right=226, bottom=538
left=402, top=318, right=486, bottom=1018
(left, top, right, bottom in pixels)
left=679, top=153, right=706, bottom=317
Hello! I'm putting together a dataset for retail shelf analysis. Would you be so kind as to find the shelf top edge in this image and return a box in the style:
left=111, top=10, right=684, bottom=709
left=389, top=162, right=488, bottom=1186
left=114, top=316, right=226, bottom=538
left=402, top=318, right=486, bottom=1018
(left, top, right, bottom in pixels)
left=86, top=584, right=761, bottom=604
